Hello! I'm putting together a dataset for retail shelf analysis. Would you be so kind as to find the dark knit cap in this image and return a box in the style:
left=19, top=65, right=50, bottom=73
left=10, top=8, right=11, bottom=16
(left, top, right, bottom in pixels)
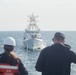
left=53, top=32, right=65, bottom=41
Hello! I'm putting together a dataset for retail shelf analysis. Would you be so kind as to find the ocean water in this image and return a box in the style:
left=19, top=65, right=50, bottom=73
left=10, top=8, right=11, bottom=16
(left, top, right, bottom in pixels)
left=0, top=31, right=76, bottom=75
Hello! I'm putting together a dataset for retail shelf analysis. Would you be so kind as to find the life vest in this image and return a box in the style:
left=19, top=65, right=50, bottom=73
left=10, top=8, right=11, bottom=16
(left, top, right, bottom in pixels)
left=0, top=63, right=19, bottom=75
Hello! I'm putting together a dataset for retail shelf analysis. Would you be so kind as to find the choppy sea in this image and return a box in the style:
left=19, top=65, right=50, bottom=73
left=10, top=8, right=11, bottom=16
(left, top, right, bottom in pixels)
left=0, top=31, right=76, bottom=75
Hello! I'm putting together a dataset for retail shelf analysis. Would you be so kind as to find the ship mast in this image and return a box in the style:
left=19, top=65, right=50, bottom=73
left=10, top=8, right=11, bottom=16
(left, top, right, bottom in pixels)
left=27, top=13, right=40, bottom=32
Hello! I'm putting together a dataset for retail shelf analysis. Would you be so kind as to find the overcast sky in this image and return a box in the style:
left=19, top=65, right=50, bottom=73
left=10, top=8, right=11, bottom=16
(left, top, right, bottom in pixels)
left=0, top=0, right=76, bottom=31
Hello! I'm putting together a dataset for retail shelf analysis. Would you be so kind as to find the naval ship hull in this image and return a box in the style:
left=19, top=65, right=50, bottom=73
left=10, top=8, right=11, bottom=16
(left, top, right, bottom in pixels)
left=23, top=38, right=44, bottom=50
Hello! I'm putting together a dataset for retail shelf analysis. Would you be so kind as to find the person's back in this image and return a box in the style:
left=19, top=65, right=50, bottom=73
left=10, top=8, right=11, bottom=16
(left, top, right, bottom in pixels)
left=35, top=32, right=76, bottom=75
left=0, top=51, right=19, bottom=75
left=0, top=37, right=28, bottom=75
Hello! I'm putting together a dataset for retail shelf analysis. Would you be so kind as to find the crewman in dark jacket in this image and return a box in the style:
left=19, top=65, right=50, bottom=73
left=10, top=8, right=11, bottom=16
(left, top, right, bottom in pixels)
left=0, top=37, right=28, bottom=75
left=35, top=32, right=76, bottom=75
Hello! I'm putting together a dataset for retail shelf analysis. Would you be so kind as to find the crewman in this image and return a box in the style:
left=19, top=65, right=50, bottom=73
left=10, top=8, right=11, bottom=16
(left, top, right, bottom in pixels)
left=0, top=37, right=28, bottom=75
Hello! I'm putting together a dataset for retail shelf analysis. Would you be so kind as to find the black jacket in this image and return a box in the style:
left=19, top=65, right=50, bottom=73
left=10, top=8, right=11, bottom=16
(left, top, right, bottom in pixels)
left=0, top=51, right=28, bottom=75
left=35, top=43, right=76, bottom=75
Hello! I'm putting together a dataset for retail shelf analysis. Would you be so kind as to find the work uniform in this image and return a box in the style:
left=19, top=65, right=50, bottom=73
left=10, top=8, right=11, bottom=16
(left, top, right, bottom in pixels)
left=35, top=43, right=76, bottom=75
left=0, top=51, right=28, bottom=75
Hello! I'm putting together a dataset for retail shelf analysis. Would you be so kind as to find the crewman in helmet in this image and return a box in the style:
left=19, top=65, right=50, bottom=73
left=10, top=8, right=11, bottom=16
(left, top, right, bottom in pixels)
left=0, top=37, right=28, bottom=75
